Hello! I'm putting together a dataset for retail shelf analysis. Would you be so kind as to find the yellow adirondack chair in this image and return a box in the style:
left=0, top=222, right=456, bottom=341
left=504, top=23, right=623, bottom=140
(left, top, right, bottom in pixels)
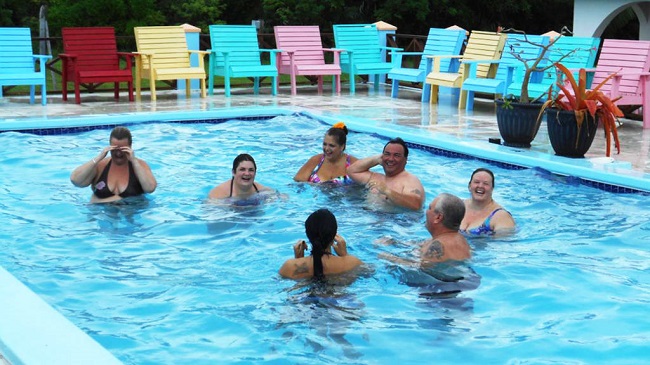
left=425, top=30, right=507, bottom=108
left=133, top=26, right=208, bottom=101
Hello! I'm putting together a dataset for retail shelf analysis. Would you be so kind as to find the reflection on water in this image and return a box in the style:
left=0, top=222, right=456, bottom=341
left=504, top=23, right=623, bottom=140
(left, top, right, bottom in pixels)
left=88, top=196, right=152, bottom=235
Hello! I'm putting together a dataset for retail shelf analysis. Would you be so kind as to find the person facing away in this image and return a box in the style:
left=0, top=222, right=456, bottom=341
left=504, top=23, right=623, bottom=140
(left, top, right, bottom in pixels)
left=380, top=193, right=471, bottom=266
left=347, top=137, right=425, bottom=211
left=279, top=208, right=362, bottom=280
left=208, top=153, right=272, bottom=200
left=460, top=168, right=515, bottom=235
left=293, top=122, right=358, bottom=185
left=70, top=126, right=157, bottom=203
left=421, top=193, right=471, bottom=263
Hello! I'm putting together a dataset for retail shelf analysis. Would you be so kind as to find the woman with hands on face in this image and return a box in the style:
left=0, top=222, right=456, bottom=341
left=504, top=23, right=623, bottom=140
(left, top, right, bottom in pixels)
left=279, top=209, right=362, bottom=280
left=70, top=126, right=157, bottom=203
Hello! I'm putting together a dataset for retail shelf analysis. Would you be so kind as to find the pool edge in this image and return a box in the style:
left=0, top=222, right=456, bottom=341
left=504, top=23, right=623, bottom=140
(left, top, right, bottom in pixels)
left=0, top=267, right=123, bottom=365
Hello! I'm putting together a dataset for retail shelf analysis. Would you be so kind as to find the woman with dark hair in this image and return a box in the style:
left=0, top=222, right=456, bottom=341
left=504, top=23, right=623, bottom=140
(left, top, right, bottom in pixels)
left=70, top=126, right=157, bottom=203
left=279, top=209, right=362, bottom=280
left=460, top=168, right=515, bottom=235
left=208, top=153, right=272, bottom=199
left=294, top=122, right=358, bottom=185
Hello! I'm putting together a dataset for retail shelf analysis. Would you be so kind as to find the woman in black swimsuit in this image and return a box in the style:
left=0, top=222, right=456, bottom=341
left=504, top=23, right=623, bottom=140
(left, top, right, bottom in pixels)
left=70, top=126, right=157, bottom=203
left=208, top=154, right=272, bottom=200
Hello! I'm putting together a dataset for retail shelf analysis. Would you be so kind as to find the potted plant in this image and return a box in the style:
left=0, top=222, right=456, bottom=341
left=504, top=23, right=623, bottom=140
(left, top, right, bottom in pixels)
left=495, top=28, right=576, bottom=148
left=540, top=63, right=623, bottom=158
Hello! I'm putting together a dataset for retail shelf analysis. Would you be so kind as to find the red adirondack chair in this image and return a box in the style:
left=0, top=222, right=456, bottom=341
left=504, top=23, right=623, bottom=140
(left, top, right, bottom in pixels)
left=60, top=27, right=134, bottom=104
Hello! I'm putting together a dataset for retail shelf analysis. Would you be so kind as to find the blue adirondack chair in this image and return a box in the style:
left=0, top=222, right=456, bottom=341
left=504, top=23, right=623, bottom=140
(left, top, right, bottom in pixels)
left=506, top=36, right=601, bottom=99
left=0, top=27, right=51, bottom=105
left=462, top=33, right=550, bottom=110
left=208, top=25, right=279, bottom=97
left=333, top=24, right=401, bottom=95
left=388, top=27, right=466, bottom=101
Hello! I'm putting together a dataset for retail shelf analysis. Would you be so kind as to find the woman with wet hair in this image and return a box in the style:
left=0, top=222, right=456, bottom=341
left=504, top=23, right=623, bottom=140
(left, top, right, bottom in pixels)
left=70, top=126, right=157, bottom=203
left=279, top=209, right=362, bottom=280
left=460, top=168, right=515, bottom=235
left=294, top=122, right=358, bottom=185
left=208, top=153, right=272, bottom=200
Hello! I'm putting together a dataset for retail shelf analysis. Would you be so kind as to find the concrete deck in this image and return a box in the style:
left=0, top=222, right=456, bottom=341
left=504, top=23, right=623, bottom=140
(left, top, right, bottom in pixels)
left=1, top=82, right=649, bottom=184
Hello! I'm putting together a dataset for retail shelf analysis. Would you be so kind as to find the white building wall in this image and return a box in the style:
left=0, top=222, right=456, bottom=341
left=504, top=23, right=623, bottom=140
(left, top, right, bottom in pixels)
left=573, top=0, right=650, bottom=40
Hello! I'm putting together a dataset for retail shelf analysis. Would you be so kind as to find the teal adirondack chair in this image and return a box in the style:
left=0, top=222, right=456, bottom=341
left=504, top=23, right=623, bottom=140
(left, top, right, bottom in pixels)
left=0, top=27, right=51, bottom=105
left=208, top=25, right=279, bottom=97
left=462, top=33, right=550, bottom=110
left=506, top=36, right=601, bottom=99
left=388, top=27, right=466, bottom=101
left=333, top=24, right=401, bottom=94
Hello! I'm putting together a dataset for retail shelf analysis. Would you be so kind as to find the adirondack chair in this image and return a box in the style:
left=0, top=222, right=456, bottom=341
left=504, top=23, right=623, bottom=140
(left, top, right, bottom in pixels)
left=461, top=33, right=550, bottom=110
left=388, top=27, right=466, bottom=101
left=133, top=26, right=207, bottom=101
left=333, top=24, right=400, bottom=95
left=425, top=30, right=507, bottom=108
left=590, top=39, right=650, bottom=128
left=208, top=24, right=279, bottom=97
left=273, top=25, right=342, bottom=95
left=506, top=36, right=600, bottom=100
left=60, top=27, right=134, bottom=104
left=0, top=27, right=51, bottom=105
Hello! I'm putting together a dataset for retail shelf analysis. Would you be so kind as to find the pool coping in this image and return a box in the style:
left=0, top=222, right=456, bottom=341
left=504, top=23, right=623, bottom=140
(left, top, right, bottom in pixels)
left=0, top=267, right=122, bottom=365
left=1, top=105, right=648, bottom=193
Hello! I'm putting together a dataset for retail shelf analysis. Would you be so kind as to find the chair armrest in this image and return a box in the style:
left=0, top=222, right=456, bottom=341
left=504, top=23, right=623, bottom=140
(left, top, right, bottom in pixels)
left=58, top=53, right=78, bottom=60
left=116, top=52, right=135, bottom=58
left=395, top=51, right=425, bottom=56
left=322, top=48, right=343, bottom=54
left=426, top=54, right=463, bottom=60
left=33, top=54, right=52, bottom=61
left=188, top=50, right=210, bottom=56
left=260, top=49, right=281, bottom=55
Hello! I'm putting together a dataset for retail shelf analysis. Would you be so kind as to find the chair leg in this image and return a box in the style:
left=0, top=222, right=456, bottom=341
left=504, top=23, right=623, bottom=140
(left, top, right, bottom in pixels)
left=429, top=85, right=439, bottom=104
left=114, top=83, right=119, bottom=100
left=373, top=74, right=380, bottom=91
left=391, top=79, right=398, bottom=98
left=271, top=76, right=277, bottom=96
left=185, top=80, right=191, bottom=98
left=150, top=79, right=157, bottom=102
left=75, top=82, right=81, bottom=104
left=254, top=78, right=260, bottom=95
left=200, top=78, right=206, bottom=98
left=40, top=84, right=46, bottom=106
left=349, top=73, right=356, bottom=95
left=291, top=75, right=297, bottom=96
left=317, top=76, right=323, bottom=95
left=465, top=91, right=474, bottom=111
left=458, top=89, right=468, bottom=110
left=29, top=86, right=35, bottom=105
left=128, top=81, right=134, bottom=102
left=62, top=79, right=68, bottom=102
left=225, top=76, right=231, bottom=97
left=422, top=83, right=430, bottom=103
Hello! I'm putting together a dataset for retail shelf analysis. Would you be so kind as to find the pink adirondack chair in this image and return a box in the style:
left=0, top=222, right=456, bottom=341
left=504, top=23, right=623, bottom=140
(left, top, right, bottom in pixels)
left=590, top=39, right=650, bottom=128
left=273, top=25, right=342, bottom=95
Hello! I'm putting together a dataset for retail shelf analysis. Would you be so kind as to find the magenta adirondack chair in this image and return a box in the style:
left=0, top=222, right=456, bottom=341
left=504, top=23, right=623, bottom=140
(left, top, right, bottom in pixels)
left=591, top=39, right=650, bottom=128
left=274, top=25, right=342, bottom=95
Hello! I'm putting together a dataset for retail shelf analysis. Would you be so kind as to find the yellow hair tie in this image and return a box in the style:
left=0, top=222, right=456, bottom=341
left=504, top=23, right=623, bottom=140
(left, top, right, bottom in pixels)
left=332, top=122, right=346, bottom=129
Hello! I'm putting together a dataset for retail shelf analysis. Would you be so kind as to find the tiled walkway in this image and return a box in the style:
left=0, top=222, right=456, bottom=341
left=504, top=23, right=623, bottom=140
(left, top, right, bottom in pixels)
left=1, top=83, right=649, bottom=179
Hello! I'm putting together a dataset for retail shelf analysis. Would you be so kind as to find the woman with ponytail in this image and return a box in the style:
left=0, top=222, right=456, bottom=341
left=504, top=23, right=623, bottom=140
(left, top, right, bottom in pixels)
left=279, top=209, right=362, bottom=280
left=294, top=122, right=358, bottom=185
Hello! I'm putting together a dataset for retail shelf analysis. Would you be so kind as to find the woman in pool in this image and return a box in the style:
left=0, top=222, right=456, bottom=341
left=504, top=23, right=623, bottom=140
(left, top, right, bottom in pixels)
left=70, top=126, right=157, bottom=203
left=460, top=168, right=515, bottom=235
left=279, top=209, right=362, bottom=280
left=293, top=122, right=358, bottom=185
left=208, top=153, right=272, bottom=200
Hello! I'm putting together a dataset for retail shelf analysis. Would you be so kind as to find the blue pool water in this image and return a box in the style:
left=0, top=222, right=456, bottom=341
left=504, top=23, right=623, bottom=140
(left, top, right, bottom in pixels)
left=0, top=114, right=649, bottom=364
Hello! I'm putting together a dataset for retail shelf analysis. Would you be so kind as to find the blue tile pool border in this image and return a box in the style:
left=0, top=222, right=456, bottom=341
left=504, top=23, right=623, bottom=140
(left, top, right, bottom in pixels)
left=1, top=106, right=648, bottom=195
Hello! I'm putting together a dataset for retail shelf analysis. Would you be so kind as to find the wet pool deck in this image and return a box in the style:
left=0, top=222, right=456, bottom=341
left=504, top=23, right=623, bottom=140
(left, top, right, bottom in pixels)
left=1, top=83, right=649, bottom=190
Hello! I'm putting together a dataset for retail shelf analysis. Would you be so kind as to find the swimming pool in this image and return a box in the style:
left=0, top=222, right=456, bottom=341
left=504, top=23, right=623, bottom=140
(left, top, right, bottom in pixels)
left=1, top=112, right=649, bottom=364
